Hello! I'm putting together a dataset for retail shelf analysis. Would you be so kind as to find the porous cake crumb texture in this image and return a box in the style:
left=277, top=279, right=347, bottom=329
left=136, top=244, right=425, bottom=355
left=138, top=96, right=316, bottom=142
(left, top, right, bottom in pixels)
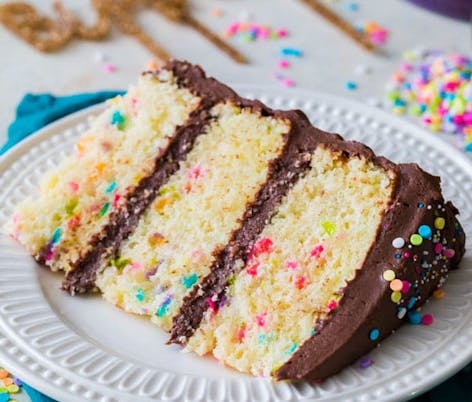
left=96, top=103, right=289, bottom=330
left=187, top=147, right=394, bottom=377
left=7, top=71, right=200, bottom=273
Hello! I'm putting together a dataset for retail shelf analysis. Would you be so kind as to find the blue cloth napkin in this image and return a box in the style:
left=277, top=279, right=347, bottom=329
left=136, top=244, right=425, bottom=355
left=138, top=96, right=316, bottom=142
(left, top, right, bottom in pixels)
left=1, top=92, right=470, bottom=402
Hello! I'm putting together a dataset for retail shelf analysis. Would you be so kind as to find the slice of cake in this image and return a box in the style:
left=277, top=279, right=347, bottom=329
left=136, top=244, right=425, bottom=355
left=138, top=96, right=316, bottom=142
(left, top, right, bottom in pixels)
left=7, top=60, right=465, bottom=381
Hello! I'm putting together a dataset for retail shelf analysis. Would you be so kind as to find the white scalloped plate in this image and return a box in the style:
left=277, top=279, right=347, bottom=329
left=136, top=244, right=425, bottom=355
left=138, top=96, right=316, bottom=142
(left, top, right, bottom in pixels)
left=0, top=87, right=471, bottom=402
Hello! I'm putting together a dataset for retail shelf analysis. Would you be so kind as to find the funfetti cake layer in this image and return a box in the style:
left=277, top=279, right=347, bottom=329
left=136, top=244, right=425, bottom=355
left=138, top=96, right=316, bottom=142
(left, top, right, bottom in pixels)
left=7, top=60, right=465, bottom=381
left=96, top=102, right=290, bottom=330
left=7, top=68, right=202, bottom=283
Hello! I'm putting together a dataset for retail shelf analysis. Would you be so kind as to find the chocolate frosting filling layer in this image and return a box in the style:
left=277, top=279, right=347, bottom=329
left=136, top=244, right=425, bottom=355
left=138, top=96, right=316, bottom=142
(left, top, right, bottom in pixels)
left=62, top=93, right=216, bottom=293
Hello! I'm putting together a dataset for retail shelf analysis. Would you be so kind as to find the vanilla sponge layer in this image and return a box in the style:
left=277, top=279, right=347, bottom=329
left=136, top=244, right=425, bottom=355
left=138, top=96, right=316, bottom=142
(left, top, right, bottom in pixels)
left=96, top=103, right=290, bottom=330
left=7, top=71, right=200, bottom=273
left=186, top=147, right=394, bottom=377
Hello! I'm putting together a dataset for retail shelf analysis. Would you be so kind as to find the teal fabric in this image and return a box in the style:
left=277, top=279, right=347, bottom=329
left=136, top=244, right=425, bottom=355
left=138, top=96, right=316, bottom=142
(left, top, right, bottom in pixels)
left=1, top=92, right=470, bottom=402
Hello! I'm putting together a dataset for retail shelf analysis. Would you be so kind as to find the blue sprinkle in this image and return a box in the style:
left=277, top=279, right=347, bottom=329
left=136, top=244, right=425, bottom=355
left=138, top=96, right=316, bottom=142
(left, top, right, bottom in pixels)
left=395, top=253, right=402, bottom=259
left=418, top=225, right=432, bottom=239
left=345, top=81, right=357, bottom=91
left=466, top=143, right=472, bottom=153
left=417, top=203, right=424, bottom=209
left=156, top=295, right=172, bottom=317
left=105, top=180, right=117, bottom=194
left=280, top=47, right=303, bottom=57
left=182, top=273, right=198, bottom=289
left=111, top=110, right=126, bottom=129
left=0, top=393, right=8, bottom=402
left=285, top=342, right=298, bottom=355
left=135, top=288, right=145, bottom=302
left=258, top=334, right=267, bottom=345
left=347, top=2, right=359, bottom=11
left=369, top=328, right=380, bottom=341
left=407, top=296, right=417, bottom=309
left=310, top=328, right=317, bottom=336
left=51, top=227, right=62, bottom=244
left=394, top=98, right=406, bottom=107
left=408, top=310, right=422, bottom=325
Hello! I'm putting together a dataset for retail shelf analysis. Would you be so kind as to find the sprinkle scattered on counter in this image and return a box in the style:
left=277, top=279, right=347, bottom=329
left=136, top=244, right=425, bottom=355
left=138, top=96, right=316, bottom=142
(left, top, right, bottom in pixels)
left=103, top=63, right=117, bottom=73
left=358, top=356, right=373, bottom=369
left=345, top=80, right=358, bottom=91
left=223, top=22, right=289, bottom=41
left=0, top=368, right=22, bottom=401
left=356, top=21, right=388, bottom=45
left=386, top=50, right=472, bottom=152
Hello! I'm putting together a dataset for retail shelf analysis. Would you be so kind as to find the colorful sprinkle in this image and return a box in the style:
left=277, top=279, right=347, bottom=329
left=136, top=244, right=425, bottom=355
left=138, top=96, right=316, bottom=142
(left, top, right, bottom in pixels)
left=182, top=273, right=198, bottom=289
left=310, top=244, right=324, bottom=258
left=408, top=310, right=422, bottom=325
left=111, top=110, right=126, bottom=130
left=383, top=270, right=395, bottom=281
left=156, top=295, right=172, bottom=317
left=135, top=288, right=145, bottom=302
left=105, top=181, right=117, bottom=194
left=386, top=51, right=472, bottom=152
left=278, top=59, right=290, bottom=69
left=435, top=217, right=446, bottom=230
left=407, top=297, right=417, bottom=309
left=410, top=234, right=423, bottom=246
left=433, top=288, right=445, bottom=299
left=51, top=227, right=62, bottom=244
left=391, top=291, right=402, bottom=303
left=390, top=279, right=403, bottom=292
left=285, top=260, right=299, bottom=270
left=246, top=261, right=259, bottom=277
left=103, top=63, right=117, bottom=73
left=401, top=280, right=411, bottom=293
left=327, top=300, right=338, bottom=310
left=397, top=306, right=407, bottom=319
left=224, top=22, right=288, bottom=41
left=345, top=81, right=358, bottom=91
left=321, top=221, right=336, bottom=237
left=418, top=225, right=432, bottom=239
left=99, top=201, right=110, bottom=217
left=369, top=328, right=380, bottom=341
left=285, top=342, right=298, bottom=355
left=256, top=313, right=267, bottom=327
left=251, top=237, right=273, bottom=256
left=280, top=47, right=303, bottom=57
left=358, top=357, right=373, bottom=369
left=65, top=199, right=78, bottom=215
left=111, top=257, right=131, bottom=271
left=357, top=21, right=388, bottom=45
left=444, top=248, right=455, bottom=259
left=294, top=275, right=308, bottom=289
left=421, top=313, right=434, bottom=326
left=392, top=237, right=405, bottom=248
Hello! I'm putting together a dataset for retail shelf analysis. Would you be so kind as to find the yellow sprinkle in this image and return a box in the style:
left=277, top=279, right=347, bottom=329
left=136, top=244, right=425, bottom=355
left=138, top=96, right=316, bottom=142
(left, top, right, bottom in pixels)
left=383, top=270, right=395, bottom=281
left=435, top=217, right=445, bottom=230
left=391, top=291, right=402, bottom=303
left=7, top=384, right=19, bottom=393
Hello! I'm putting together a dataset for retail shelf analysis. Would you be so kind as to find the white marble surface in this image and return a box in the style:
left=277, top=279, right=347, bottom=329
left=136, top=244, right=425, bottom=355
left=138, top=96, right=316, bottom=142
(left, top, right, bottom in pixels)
left=0, top=1, right=469, bottom=401
left=0, top=0, right=470, bottom=148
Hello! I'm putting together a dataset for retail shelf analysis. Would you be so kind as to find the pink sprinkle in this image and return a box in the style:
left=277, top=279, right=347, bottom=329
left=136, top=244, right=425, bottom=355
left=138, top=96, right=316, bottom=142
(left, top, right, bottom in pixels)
left=327, top=300, right=338, bottom=310
left=277, top=28, right=288, bottom=37
left=113, top=193, right=121, bottom=207
left=67, top=215, right=80, bottom=229
left=208, top=298, right=217, bottom=312
left=187, top=165, right=203, bottom=180
left=255, top=313, right=267, bottom=327
left=103, top=63, right=117, bottom=73
left=68, top=181, right=79, bottom=193
left=403, top=252, right=410, bottom=258
left=444, top=248, right=455, bottom=259
left=435, top=243, right=443, bottom=254
left=310, top=244, right=324, bottom=258
left=421, top=314, right=434, bottom=326
left=295, top=275, right=308, bottom=289
left=278, top=59, right=290, bottom=69
left=236, top=326, right=247, bottom=342
left=246, top=261, right=259, bottom=277
left=285, top=260, right=299, bottom=270
left=401, top=280, right=410, bottom=293
left=281, top=78, right=295, bottom=88
left=45, top=248, right=54, bottom=261
left=251, top=237, right=273, bottom=256
left=131, top=262, right=142, bottom=270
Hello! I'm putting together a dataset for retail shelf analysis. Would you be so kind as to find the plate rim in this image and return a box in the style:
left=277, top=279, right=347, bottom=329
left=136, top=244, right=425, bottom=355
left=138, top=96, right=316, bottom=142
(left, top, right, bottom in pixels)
left=0, top=87, right=471, bottom=402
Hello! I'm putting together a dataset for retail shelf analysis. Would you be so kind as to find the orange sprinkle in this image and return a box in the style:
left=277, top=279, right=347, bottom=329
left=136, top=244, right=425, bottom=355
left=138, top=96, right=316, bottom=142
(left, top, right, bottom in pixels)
left=0, top=369, right=8, bottom=379
left=433, top=288, right=445, bottom=299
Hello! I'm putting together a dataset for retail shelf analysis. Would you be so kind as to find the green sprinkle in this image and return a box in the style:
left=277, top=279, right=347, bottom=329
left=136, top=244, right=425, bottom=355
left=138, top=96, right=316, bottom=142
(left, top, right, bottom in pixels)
left=182, top=273, right=198, bottom=289
left=99, top=202, right=110, bottom=217
left=51, top=228, right=62, bottom=244
left=105, top=181, right=117, bottom=194
left=135, top=288, right=145, bottom=302
left=111, top=257, right=131, bottom=271
left=321, top=221, right=336, bottom=237
left=65, top=199, right=78, bottom=215
left=285, top=342, right=298, bottom=355
left=410, top=233, right=423, bottom=246
left=111, top=110, right=126, bottom=130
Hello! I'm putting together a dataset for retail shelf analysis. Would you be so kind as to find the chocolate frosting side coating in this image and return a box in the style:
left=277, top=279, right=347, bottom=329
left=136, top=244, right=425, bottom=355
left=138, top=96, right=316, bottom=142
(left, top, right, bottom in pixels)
left=276, top=165, right=465, bottom=380
left=62, top=98, right=216, bottom=293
